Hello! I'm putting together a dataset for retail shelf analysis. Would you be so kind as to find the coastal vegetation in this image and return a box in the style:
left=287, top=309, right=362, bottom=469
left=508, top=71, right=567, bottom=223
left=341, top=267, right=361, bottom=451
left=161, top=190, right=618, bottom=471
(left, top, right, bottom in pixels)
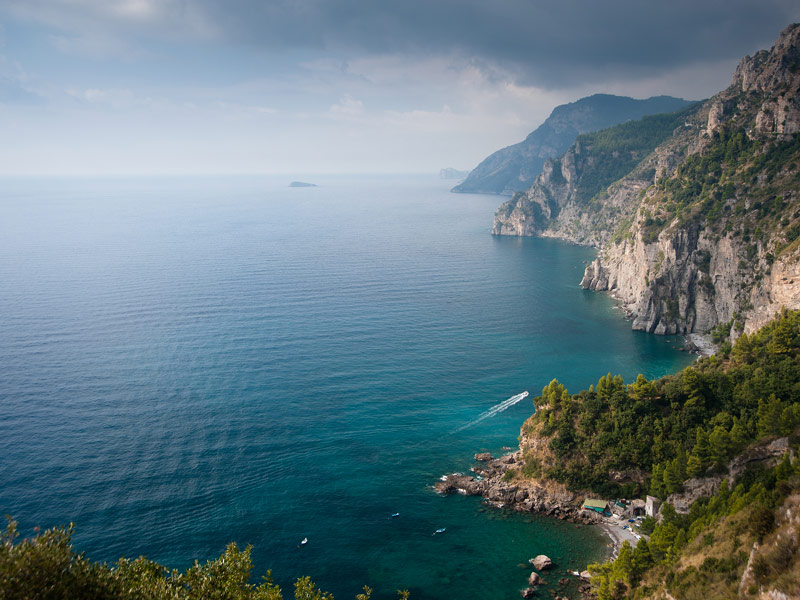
left=643, top=123, right=800, bottom=251
left=0, top=520, right=408, bottom=600
left=572, top=107, right=699, bottom=208
left=588, top=457, right=800, bottom=599
left=521, top=309, right=800, bottom=499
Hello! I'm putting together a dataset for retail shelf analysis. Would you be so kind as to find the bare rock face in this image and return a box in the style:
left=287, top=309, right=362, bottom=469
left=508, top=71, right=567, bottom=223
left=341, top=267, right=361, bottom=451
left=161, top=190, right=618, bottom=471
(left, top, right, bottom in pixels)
left=521, top=588, right=536, bottom=599
left=666, top=477, right=722, bottom=514
left=706, top=101, right=725, bottom=136
left=530, top=555, right=553, bottom=570
left=474, top=452, right=493, bottom=462
left=734, top=23, right=800, bottom=135
left=529, top=571, right=542, bottom=586
left=728, top=437, right=792, bottom=479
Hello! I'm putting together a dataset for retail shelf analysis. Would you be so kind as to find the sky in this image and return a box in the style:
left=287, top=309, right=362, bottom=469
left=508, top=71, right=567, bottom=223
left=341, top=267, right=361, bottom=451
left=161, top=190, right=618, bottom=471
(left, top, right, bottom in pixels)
left=1, top=0, right=799, bottom=176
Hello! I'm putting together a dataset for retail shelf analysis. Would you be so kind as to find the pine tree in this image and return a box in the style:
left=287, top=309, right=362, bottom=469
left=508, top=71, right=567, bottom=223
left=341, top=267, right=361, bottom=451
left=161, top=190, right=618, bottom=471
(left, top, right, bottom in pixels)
left=686, top=454, right=703, bottom=478
left=708, top=425, right=731, bottom=469
left=775, top=453, right=793, bottom=481
left=663, top=458, right=682, bottom=494
left=779, top=406, right=796, bottom=436
left=675, top=447, right=687, bottom=481
left=693, top=427, right=711, bottom=469
left=757, top=395, right=783, bottom=438
left=683, top=367, right=705, bottom=414
left=597, top=575, right=612, bottom=600
left=729, top=417, right=748, bottom=451
left=629, top=374, right=657, bottom=402
left=672, top=528, right=687, bottom=555
left=650, top=464, right=665, bottom=497
left=612, top=541, right=633, bottom=584
left=541, top=379, right=567, bottom=409
left=770, top=310, right=795, bottom=354
left=631, top=540, right=654, bottom=583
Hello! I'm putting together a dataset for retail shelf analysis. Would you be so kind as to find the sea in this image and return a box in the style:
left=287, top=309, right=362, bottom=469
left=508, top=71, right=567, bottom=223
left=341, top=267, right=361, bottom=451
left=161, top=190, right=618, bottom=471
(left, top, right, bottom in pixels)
left=0, top=175, right=695, bottom=599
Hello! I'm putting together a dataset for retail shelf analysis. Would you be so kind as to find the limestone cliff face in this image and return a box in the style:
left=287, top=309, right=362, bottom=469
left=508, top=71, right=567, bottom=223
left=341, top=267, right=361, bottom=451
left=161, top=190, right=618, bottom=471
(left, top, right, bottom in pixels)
left=582, top=214, right=800, bottom=335
left=495, top=23, right=800, bottom=336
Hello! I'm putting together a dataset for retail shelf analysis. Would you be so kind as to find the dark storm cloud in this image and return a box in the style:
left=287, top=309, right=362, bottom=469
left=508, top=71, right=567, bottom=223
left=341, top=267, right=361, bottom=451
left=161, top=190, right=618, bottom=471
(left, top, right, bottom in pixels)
left=201, top=0, right=800, bottom=86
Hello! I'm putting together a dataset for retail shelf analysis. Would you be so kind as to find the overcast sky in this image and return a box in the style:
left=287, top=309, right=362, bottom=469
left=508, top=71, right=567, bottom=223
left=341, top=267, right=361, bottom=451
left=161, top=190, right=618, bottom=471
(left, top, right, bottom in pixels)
left=1, top=0, right=798, bottom=175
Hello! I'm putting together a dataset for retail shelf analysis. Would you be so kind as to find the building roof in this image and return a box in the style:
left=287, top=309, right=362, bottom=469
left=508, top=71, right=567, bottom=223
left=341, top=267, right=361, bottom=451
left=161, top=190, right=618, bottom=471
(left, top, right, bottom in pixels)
left=582, top=498, right=608, bottom=510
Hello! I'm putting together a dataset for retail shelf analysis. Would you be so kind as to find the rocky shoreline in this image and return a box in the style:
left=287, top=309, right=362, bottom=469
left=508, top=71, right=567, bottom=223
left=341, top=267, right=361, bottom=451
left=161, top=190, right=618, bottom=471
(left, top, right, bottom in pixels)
left=435, top=451, right=623, bottom=598
left=436, top=453, right=647, bottom=556
left=435, top=450, right=602, bottom=526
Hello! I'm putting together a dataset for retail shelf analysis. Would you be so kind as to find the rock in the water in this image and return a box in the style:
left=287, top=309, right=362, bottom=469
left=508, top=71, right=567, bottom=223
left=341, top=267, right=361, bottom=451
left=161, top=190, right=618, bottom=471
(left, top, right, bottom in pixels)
left=521, top=588, right=536, bottom=599
left=528, top=572, right=542, bottom=586
left=474, top=452, right=493, bottom=461
left=579, top=570, right=591, bottom=580
left=530, top=555, right=553, bottom=570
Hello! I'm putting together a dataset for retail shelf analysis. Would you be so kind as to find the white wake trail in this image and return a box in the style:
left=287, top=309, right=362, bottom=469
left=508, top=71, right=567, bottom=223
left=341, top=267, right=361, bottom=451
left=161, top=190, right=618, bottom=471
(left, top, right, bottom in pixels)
left=454, top=391, right=529, bottom=432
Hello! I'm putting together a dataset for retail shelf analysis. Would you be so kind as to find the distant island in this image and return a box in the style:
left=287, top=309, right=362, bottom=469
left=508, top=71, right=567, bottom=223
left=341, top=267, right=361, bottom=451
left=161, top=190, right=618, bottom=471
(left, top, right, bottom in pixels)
left=289, top=181, right=317, bottom=187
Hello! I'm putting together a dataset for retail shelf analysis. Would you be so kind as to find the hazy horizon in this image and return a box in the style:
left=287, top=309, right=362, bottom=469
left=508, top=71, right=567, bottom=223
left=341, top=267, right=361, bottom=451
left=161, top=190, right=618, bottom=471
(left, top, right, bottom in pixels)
left=1, top=1, right=799, bottom=176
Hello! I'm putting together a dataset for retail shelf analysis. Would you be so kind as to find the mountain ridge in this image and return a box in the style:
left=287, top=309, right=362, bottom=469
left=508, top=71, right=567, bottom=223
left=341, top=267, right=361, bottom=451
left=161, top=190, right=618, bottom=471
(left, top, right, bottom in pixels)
left=452, top=94, right=692, bottom=196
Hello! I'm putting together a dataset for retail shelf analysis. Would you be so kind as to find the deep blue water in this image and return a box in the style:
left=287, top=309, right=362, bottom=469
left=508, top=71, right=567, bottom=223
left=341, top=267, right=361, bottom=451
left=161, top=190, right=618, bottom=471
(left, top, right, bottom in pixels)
left=0, top=175, right=694, bottom=599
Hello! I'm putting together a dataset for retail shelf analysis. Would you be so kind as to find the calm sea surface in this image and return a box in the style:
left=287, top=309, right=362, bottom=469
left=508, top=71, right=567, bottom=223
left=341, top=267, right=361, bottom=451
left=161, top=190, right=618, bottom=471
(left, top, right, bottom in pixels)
left=0, top=175, right=694, bottom=599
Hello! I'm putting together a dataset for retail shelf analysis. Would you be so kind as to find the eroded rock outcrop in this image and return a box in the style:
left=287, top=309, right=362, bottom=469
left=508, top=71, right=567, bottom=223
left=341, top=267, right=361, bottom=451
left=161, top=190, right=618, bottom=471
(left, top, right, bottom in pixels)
left=435, top=450, right=600, bottom=525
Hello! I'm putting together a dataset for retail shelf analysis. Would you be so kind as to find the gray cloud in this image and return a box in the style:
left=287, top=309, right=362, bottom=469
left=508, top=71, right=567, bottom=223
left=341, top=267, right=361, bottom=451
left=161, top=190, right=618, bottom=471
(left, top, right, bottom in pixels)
left=4, top=0, right=799, bottom=88
left=196, top=0, right=800, bottom=87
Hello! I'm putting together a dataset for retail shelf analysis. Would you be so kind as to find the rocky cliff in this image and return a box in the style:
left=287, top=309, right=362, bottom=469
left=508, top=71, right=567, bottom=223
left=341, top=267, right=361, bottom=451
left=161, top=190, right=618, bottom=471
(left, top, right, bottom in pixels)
left=494, top=23, right=800, bottom=336
left=453, top=94, right=691, bottom=196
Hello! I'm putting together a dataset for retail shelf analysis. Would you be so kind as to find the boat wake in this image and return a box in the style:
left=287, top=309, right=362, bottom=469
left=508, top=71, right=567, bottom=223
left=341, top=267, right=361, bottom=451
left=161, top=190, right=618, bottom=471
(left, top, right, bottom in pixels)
left=454, top=391, right=529, bottom=432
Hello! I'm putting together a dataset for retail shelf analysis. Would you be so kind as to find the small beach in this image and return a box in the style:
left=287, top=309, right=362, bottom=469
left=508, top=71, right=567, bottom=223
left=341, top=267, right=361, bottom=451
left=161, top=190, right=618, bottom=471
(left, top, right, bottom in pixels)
left=597, top=518, right=641, bottom=560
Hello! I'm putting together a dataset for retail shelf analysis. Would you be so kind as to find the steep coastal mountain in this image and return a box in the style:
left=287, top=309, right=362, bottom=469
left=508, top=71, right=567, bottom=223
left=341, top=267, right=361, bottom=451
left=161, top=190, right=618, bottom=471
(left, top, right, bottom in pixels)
left=493, top=23, right=800, bottom=336
left=452, top=94, right=691, bottom=195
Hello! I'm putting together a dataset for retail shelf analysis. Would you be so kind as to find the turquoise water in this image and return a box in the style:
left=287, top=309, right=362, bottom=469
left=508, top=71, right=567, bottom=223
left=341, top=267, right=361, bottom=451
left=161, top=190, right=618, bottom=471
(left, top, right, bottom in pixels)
left=0, top=175, right=694, bottom=599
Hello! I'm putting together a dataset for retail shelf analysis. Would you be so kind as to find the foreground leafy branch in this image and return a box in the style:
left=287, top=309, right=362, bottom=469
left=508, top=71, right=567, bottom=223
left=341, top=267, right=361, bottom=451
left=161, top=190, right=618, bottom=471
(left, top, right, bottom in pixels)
left=0, top=520, right=409, bottom=600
